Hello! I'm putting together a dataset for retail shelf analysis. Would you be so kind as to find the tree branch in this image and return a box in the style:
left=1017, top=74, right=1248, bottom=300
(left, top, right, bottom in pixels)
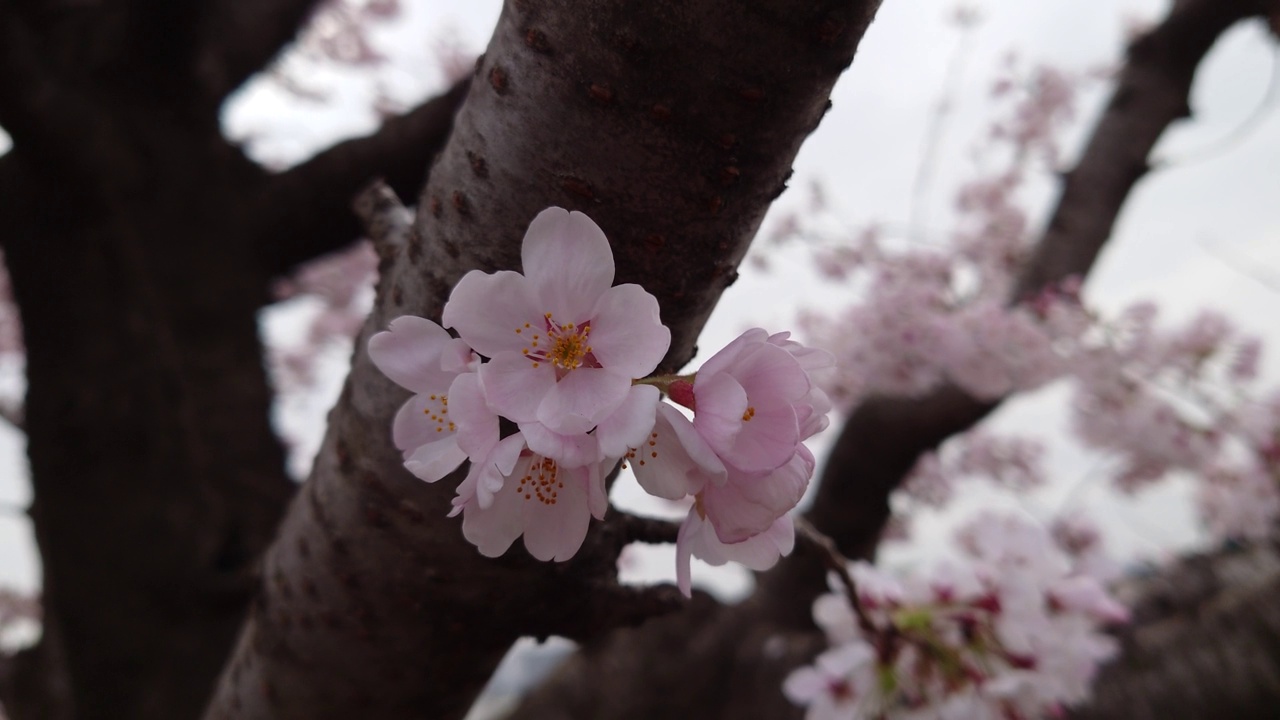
left=193, top=0, right=324, bottom=102
left=255, top=79, right=470, bottom=279
left=205, top=1, right=875, bottom=717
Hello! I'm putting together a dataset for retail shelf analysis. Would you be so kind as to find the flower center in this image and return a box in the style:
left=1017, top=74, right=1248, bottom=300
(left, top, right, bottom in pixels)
left=517, top=455, right=565, bottom=505
left=515, top=313, right=596, bottom=374
left=422, top=394, right=455, bottom=433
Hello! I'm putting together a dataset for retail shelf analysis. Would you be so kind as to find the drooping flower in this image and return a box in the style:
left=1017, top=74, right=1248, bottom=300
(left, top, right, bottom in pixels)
left=442, top=207, right=671, bottom=436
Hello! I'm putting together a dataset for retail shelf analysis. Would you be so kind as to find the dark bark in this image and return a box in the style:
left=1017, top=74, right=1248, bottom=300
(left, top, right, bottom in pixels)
left=204, top=0, right=877, bottom=717
left=0, top=2, right=463, bottom=717
left=507, top=1, right=1275, bottom=717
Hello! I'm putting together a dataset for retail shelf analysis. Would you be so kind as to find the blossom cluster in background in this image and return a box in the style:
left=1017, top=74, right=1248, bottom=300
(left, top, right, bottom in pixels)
left=785, top=513, right=1127, bottom=720
left=369, top=208, right=832, bottom=588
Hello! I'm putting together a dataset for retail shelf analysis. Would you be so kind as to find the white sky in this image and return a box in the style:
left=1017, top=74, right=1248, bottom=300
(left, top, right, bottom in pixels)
left=2, top=0, right=1278, bottom=629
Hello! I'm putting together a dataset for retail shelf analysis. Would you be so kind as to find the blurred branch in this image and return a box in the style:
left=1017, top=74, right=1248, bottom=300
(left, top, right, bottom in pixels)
left=0, top=3, right=129, bottom=178
left=194, top=0, right=324, bottom=102
left=256, top=79, right=470, bottom=279
left=811, top=0, right=1273, bottom=567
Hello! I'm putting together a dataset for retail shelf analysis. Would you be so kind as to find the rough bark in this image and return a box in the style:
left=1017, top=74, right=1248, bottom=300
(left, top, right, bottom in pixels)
left=507, top=1, right=1275, bottom=717
left=0, top=2, right=465, bottom=717
left=203, top=1, right=877, bottom=718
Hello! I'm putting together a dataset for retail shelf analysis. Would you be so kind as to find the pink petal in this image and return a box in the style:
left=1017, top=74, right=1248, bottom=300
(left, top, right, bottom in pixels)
left=391, top=393, right=451, bottom=455
left=631, top=404, right=724, bottom=500
left=715, top=515, right=795, bottom=571
left=695, top=327, right=770, bottom=382
left=478, top=352, right=556, bottom=423
left=446, top=373, right=499, bottom=459
left=442, top=270, right=543, bottom=358
left=730, top=341, right=811, bottom=405
left=522, top=422, right=600, bottom=469
left=587, top=284, right=671, bottom=378
left=367, top=316, right=457, bottom=394
left=403, top=437, right=467, bottom=484
left=461, top=463, right=528, bottom=557
left=520, top=464, right=592, bottom=561
left=594, top=384, right=660, bottom=459
left=535, top=367, right=631, bottom=435
left=675, top=508, right=700, bottom=597
left=521, top=208, right=615, bottom=323
left=586, top=461, right=608, bottom=519
left=691, top=371, right=749, bottom=455
left=722, top=398, right=799, bottom=473
left=473, top=434, right=526, bottom=509
left=701, top=452, right=810, bottom=543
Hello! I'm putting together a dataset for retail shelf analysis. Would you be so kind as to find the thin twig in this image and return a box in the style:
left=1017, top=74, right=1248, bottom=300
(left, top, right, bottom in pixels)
left=794, top=516, right=878, bottom=635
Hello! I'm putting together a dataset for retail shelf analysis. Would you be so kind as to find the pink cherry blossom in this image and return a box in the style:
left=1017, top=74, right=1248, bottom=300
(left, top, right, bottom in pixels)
left=454, top=432, right=608, bottom=562
left=368, top=316, right=497, bottom=483
left=692, top=327, right=816, bottom=472
left=442, top=207, right=670, bottom=436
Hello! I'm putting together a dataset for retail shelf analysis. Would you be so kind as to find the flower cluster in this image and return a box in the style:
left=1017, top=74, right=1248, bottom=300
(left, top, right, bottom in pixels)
left=369, top=208, right=830, bottom=586
left=785, top=513, right=1126, bottom=720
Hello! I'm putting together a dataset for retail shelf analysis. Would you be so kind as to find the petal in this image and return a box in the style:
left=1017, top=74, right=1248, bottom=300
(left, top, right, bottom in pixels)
left=593, top=384, right=660, bottom=459
left=442, top=270, right=544, bottom=358
left=695, top=327, right=770, bottom=382
left=478, top=352, right=556, bottom=423
left=730, top=341, right=812, bottom=404
left=522, top=422, right=600, bottom=469
left=535, top=367, right=630, bottom=435
left=474, top=434, right=527, bottom=509
left=446, top=373, right=499, bottom=459
left=587, top=284, right=671, bottom=378
left=368, top=316, right=457, bottom=394
left=391, top=393, right=451, bottom=455
left=403, top=437, right=467, bottom=484
left=586, top=461, right=609, bottom=520
left=723, top=398, right=799, bottom=473
left=631, top=403, right=724, bottom=500
left=716, top=515, right=795, bottom=571
left=521, top=208, right=615, bottom=323
left=461, top=462, right=529, bottom=558
left=520, top=464, right=592, bottom=561
left=691, top=371, right=749, bottom=455
left=701, top=453, right=809, bottom=543
left=675, top=508, right=700, bottom=597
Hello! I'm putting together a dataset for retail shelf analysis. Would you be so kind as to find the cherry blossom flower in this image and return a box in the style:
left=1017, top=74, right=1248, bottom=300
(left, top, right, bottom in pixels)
left=442, top=207, right=670, bottom=436
left=454, top=432, right=609, bottom=562
left=368, top=316, right=497, bottom=483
